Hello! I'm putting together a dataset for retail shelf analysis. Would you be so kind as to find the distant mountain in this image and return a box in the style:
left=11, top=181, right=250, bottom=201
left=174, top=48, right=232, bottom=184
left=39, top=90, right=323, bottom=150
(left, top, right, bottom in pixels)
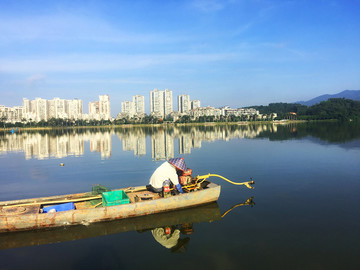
left=296, top=90, right=360, bottom=106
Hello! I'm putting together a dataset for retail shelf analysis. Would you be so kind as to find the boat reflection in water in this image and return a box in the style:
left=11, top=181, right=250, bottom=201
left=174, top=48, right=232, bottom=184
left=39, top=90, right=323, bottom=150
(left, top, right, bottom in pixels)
left=150, top=196, right=255, bottom=253
left=0, top=197, right=255, bottom=251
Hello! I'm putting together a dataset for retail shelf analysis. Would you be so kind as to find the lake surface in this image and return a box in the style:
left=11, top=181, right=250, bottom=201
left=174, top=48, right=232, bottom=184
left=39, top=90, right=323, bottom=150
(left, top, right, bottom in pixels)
left=0, top=122, right=359, bottom=270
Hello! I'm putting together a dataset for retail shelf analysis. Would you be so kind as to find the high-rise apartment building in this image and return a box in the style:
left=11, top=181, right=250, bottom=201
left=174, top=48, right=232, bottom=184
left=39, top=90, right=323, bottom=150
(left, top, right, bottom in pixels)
left=35, top=98, right=48, bottom=121
left=150, top=89, right=173, bottom=118
left=89, top=101, right=99, bottom=115
left=66, top=99, right=83, bottom=120
left=89, top=94, right=111, bottom=120
left=191, top=100, right=201, bottom=110
left=99, top=94, right=111, bottom=120
left=150, top=89, right=164, bottom=117
left=164, top=89, right=173, bottom=117
left=178, top=94, right=191, bottom=114
left=121, top=101, right=134, bottom=117
left=48, top=98, right=66, bottom=119
left=22, top=98, right=30, bottom=114
left=133, top=95, right=145, bottom=115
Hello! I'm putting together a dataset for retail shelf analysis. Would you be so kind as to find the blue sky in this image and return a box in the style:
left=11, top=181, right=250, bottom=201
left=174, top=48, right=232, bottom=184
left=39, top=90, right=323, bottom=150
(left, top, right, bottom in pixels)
left=0, top=0, right=359, bottom=115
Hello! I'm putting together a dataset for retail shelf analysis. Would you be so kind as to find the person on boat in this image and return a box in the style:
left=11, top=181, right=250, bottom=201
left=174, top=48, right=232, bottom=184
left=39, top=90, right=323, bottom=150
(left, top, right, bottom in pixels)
left=148, top=157, right=186, bottom=194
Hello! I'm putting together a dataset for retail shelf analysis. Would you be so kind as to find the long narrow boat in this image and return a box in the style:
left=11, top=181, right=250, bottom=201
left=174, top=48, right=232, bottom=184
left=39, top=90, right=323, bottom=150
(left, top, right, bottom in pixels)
left=0, top=180, right=221, bottom=233
left=0, top=202, right=221, bottom=250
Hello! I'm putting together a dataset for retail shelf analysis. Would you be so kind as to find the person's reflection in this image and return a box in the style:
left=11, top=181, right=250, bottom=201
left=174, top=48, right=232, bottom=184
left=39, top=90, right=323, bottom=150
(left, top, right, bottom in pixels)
left=151, top=223, right=192, bottom=253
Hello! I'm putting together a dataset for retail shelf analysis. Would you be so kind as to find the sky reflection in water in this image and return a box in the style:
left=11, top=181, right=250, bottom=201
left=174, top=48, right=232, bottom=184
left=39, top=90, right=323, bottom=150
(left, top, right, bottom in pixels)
left=0, top=122, right=359, bottom=270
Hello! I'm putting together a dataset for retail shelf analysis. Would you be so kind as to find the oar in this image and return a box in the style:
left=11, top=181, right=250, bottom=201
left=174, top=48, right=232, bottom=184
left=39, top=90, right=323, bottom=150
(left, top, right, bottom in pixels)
left=2, top=186, right=148, bottom=209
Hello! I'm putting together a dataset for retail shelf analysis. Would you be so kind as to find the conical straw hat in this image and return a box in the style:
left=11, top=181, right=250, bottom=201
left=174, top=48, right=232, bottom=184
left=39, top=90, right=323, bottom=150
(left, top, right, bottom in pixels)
left=168, top=157, right=187, bottom=171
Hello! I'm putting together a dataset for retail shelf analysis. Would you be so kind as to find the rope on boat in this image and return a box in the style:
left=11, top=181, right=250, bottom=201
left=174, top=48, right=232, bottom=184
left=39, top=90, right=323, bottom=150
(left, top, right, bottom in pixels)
left=195, top=174, right=255, bottom=189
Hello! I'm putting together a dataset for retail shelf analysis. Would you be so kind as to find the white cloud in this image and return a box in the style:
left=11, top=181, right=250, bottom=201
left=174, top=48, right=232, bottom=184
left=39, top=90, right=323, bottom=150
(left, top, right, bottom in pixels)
left=0, top=53, right=236, bottom=73
left=27, top=74, right=46, bottom=86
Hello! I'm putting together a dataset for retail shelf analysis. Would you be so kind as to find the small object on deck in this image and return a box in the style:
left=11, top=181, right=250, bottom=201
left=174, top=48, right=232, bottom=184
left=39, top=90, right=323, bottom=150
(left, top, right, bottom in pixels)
left=183, top=169, right=192, bottom=176
left=138, top=193, right=155, bottom=201
left=43, top=202, right=75, bottom=213
left=102, top=190, right=130, bottom=206
left=92, top=184, right=111, bottom=195
left=163, top=181, right=171, bottom=198
left=179, top=176, right=192, bottom=185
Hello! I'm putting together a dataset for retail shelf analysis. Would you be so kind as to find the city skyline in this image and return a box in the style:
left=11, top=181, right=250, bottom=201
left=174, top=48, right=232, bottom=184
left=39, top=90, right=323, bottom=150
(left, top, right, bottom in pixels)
left=0, top=1, right=358, bottom=112
left=2, top=89, right=262, bottom=123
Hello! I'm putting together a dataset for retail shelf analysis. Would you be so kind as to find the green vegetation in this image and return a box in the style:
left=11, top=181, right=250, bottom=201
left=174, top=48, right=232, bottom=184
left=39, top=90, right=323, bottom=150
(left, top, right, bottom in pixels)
left=249, top=103, right=307, bottom=118
left=252, top=98, right=360, bottom=121
left=300, top=98, right=360, bottom=121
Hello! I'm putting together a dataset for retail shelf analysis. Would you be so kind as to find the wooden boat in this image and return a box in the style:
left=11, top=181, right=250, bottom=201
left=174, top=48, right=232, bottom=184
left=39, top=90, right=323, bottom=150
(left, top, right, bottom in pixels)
left=0, top=180, right=221, bottom=233
left=0, top=202, right=221, bottom=250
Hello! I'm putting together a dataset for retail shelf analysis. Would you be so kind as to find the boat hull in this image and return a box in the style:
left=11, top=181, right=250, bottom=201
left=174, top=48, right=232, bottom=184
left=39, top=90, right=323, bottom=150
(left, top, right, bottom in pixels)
left=0, top=202, right=221, bottom=250
left=0, top=183, right=220, bottom=233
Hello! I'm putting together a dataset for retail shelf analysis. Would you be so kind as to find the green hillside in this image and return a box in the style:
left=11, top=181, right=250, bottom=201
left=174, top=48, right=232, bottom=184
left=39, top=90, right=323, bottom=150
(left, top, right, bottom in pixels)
left=250, top=98, right=360, bottom=121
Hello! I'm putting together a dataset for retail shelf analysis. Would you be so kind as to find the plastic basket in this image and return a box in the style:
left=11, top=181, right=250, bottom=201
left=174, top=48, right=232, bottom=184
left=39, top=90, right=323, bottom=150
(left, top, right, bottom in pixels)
left=102, top=190, right=130, bottom=206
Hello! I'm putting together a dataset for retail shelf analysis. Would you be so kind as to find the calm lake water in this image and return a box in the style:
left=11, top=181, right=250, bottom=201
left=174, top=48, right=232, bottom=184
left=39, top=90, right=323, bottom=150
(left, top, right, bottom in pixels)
left=0, top=122, right=359, bottom=270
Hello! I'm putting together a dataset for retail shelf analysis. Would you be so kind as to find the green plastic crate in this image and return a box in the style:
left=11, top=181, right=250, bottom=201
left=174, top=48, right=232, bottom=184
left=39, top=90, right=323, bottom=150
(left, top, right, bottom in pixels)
left=102, top=190, right=130, bottom=206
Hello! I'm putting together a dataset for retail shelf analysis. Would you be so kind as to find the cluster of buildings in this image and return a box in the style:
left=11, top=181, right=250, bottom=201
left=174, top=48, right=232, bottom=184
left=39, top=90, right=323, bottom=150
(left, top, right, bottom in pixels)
left=118, top=95, right=146, bottom=119
left=0, top=89, right=273, bottom=124
left=0, top=95, right=110, bottom=123
left=118, top=89, right=201, bottom=120
left=118, top=89, right=264, bottom=121
left=0, top=124, right=278, bottom=160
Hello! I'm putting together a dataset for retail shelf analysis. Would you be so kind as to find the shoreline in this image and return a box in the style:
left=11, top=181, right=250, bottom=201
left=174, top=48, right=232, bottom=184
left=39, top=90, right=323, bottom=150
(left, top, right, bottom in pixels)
left=0, top=120, right=314, bottom=132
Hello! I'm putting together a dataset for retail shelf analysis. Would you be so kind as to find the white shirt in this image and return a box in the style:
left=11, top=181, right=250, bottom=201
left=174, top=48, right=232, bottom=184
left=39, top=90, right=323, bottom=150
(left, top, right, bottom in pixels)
left=149, top=161, right=180, bottom=189
left=151, top=228, right=180, bottom=249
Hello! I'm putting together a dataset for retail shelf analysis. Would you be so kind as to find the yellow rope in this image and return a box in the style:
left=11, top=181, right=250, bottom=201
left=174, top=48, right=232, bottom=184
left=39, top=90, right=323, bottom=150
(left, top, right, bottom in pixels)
left=195, top=174, right=255, bottom=189
left=221, top=197, right=255, bottom=218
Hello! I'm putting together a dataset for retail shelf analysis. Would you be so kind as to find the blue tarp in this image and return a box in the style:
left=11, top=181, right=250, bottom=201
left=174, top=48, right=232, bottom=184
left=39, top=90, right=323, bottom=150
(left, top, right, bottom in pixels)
left=43, top=202, right=75, bottom=213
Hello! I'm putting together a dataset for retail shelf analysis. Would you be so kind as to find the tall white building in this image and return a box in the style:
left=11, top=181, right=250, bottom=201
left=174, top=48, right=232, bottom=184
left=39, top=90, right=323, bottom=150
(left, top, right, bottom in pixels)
left=23, top=98, right=31, bottom=115
left=48, top=98, right=67, bottom=119
left=89, top=94, right=111, bottom=120
left=66, top=99, right=83, bottom=120
left=164, top=89, right=173, bottom=117
left=150, top=89, right=164, bottom=117
left=99, top=94, right=111, bottom=120
left=133, top=95, right=145, bottom=115
left=178, top=94, right=191, bottom=114
left=150, top=89, right=173, bottom=118
left=89, top=101, right=99, bottom=115
left=35, top=98, right=48, bottom=121
left=121, top=101, right=134, bottom=117
left=191, top=100, right=201, bottom=110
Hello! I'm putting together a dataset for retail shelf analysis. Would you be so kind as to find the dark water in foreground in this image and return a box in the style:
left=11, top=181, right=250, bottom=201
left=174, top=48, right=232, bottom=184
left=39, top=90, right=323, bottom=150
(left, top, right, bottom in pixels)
left=0, top=122, right=359, bottom=270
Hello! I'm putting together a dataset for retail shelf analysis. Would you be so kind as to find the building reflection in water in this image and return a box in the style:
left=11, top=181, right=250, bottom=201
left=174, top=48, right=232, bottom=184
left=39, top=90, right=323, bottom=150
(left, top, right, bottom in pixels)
left=0, top=130, right=112, bottom=160
left=0, top=124, right=280, bottom=160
